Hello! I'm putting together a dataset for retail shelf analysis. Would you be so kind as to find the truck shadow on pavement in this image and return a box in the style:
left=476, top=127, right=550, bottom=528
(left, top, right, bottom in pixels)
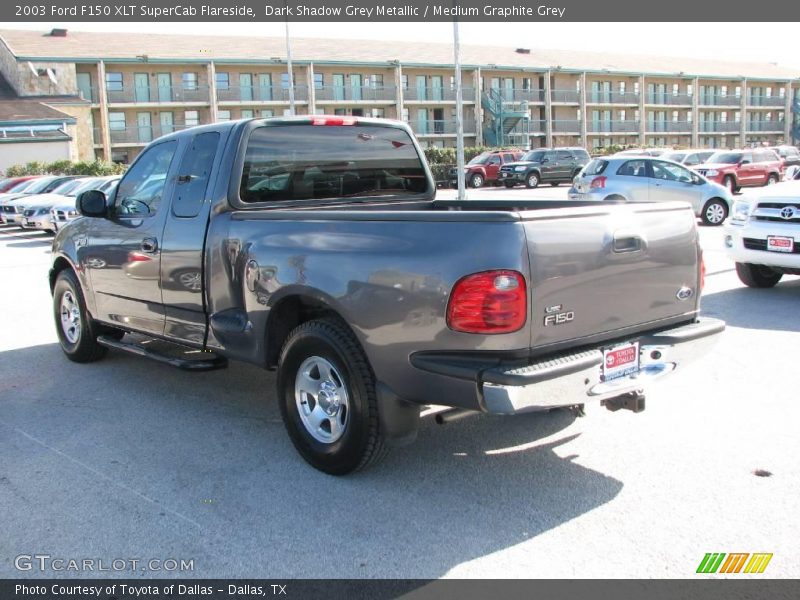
left=701, top=277, right=800, bottom=333
left=0, top=343, right=623, bottom=579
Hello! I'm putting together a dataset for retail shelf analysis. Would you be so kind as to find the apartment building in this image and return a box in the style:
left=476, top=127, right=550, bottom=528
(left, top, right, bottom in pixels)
left=0, top=28, right=797, bottom=164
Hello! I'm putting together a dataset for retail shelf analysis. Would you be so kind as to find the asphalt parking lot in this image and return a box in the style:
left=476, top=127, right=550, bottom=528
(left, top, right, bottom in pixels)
left=1, top=186, right=798, bottom=579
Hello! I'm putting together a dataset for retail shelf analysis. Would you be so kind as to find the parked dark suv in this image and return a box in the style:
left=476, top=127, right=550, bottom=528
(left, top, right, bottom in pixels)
left=499, top=147, right=591, bottom=188
left=769, top=145, right=800, bottom=169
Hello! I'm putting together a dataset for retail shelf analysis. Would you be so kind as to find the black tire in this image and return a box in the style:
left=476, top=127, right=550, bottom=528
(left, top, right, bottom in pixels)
left=53, top=269, right=108, bottom=363
left=723, top=175, right=736, bottom=193
left=735, top=263, right=782, bottom=288
left=525, top=172, right=540, bottom=189
left=277, top=318, right=387, bottom=475
left=767, top=174, right=778, bottom=186
left=701, top=198, right=729, bottom=226
left=550, top=182, right=560, bottom=187
left=504, top=181, right=515, bottom=188
left=469, top=174, right=483, bottom=189
left=603, top=194, right=627, bottom=203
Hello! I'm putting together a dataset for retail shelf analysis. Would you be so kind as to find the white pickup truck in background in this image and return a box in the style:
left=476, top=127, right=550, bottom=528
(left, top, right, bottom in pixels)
left=725, top=179, right=800, bottom=287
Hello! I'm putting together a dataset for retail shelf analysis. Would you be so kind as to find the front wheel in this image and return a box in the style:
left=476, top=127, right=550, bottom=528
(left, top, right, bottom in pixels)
left=735, top=263, right=782, bottom=288
left=701, top=199, right=728, bottom=226
left=525, top=172, right=540, bottom=189
left=550, top=182, right=560, bottom=187
left=53, top=269, right=108, bottom=362
left=767, top=174, right=778, bottom=186
left=723, top=175, right=737, bottom=193
left=504, top=181, right=515, bottom=188
left=277, top=319, right=387, bottom=475
left=469, top=174, right=484, bottom=189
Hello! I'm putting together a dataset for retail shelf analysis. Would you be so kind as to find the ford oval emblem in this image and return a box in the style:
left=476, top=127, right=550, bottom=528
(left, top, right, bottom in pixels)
left=676, top=286, right=694, bottom=301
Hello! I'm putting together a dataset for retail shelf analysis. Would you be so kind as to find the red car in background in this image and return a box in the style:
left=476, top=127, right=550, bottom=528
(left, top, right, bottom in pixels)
left=693, top=149, right=783, bottom=193
left=450, top=149, right=523, bottom=188
left=0, top=175, right=40, bottom=193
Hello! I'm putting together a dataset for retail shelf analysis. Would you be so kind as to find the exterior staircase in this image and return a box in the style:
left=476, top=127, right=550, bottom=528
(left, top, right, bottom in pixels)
left=481, top=88, right=531, bottom=147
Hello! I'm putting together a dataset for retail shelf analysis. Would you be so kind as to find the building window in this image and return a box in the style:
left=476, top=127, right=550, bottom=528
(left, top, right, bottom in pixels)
left=241, top=109, right=254, bottom=119
left=779, top=88, right=786, bottom=99
left=281, top=73, right=290, bottom=89
left=260, top=109, right=274, bottom=118
left=371, top=74, right=384, bottom=88
left=105, top=72, right=123, bottom=92
left=108, top=112, right=126, bottom=130
left=401, top=74, right=408, bottom=89
left=313, top=73, right=324, bottom=89
left=371, top=108, right=386, bottom=118
left=522, top=77, right=532, bottom=91
left=673, top=83, right=679, bottom=96
left=182, top=73, right=198, bottom=90
left=619, top=81, right=626, bottom=95
left=687, top=84, right=693, bottom=96
left=721, top=85, right=728, bottom=97
left=217, top=110, right=231, bottom=122
left=184, top=110, right=200, bottom=126
left=633, top=81, right=640, bottom=95
left=402, top=108, right=409, bottom=122
left=215, top=72, right=230, bottom=90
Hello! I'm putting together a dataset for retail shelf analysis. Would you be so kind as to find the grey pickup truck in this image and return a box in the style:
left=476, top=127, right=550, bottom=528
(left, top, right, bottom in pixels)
left=50, top=117, right=724, bottom=474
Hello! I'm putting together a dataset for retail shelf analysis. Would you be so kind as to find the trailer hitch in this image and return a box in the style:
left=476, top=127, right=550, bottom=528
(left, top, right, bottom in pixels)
left=602, top=391, right=646, bottom=413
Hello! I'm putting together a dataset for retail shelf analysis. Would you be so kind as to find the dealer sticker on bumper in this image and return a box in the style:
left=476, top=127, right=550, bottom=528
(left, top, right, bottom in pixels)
left=602, top=342, right=640, bottom=381
left=767, top=236, right=794, bottom=253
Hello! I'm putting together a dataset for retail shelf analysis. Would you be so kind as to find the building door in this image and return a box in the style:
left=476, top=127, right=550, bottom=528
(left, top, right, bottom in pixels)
left=258, top=74, right=272, bottom=101
left=502, top=78, right=514, bottom=101
left=350, top=74, right=362, bottom=101
left=156, top=73, right=172, bottom=102
left=432, top=107, right=444, bottom=133
left=432, top=76, right=444, bottom=101
left=416, top=108, right=428, bottom=135
left=159, top=112, right=174, bottom=135
left=134, top=73, right=150, bottom=102
left=416, top=76, right=427, bottom=101
left=332, top=74, right=345, bottom=101
left=137, top=112, right=153, bottom=143
left=240, top=73, right=254, bottom=101
left=77, top=72, right=93, bottom=102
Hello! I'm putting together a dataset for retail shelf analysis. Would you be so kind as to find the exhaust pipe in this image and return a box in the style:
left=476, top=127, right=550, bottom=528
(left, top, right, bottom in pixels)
left=435, top=408, right=478, bottom=424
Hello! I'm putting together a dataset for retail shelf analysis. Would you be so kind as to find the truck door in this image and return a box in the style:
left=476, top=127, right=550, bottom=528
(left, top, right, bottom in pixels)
left=160, top=131, right=223, bottom=345
left=86, top=139, right=179, bottom=336
left=485, top=154, right=502, bottom=181
left=540, top=150, right=558, bottom=181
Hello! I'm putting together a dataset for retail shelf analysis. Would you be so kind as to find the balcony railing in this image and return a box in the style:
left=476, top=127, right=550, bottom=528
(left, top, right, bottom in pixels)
left=106, top=85, right=211, bottom=104
left=96, top=123, right=201, bottom=145
left=552, top=119, right=581, bottom=132
left=698, top=95, right=740, bottom=107
left=587, top=92, right=640, bottom=104
left=404, top=86, right=475, bottom=102
left=217, top=84, right=308, bottom=103
left=551, top=90, right=581, bottom=103
left=588, top=120, right=640, bottom=133
left=646, top=121, right=692, bottom=133
left=315, top=85, right=396, bottom=102
left=747, top=121, right=785, bottom=132
left=646, top=93, right=694, bottom=106
left=490, top=88, right=545, bottom=103
left=406, top=119, right=476, bottom=135
left=698, top=121, right=741, bottom=133
left=747, top=95, right=785, bottom=107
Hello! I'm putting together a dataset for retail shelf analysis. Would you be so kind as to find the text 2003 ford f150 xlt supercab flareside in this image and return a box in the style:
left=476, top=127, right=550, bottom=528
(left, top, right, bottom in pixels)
left=50, top=117, right=724, bottom=474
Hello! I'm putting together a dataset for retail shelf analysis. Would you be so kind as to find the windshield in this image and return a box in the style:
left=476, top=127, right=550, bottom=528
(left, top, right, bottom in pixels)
left=50, top=179, right=85, bottom=195
left=66, top=178, right=104, bottom=197
left=663, top=152, right=686, bottom=163
left=23, top=177, right=60, bottom=194
left=522, top=150, right=546, bottom=162
left=708, top=152, right=742, bottom=164
left=7, top=180, right=35, bottom=193
left=99, top=178, right=120, bottom=193
left=467, top=153, right=490, bottom=165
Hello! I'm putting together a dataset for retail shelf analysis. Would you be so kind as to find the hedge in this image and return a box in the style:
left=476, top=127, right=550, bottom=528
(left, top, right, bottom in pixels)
left=4, top=160, right=127, bottom=177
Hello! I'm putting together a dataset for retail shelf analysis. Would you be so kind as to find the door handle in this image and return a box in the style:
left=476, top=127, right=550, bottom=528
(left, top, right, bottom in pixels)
left=140, top=238, right=158, bottom=253
left=613, top=230, right=646, bottom=253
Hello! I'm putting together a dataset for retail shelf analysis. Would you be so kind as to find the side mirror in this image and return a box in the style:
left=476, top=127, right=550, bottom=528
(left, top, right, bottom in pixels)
left=541, top=158, right=549, bottom=163
left=691, top=174, right=703, bottom=185
left=739, top=160, right=751, bottom=166
left=77, top=190, right=108, bottom=218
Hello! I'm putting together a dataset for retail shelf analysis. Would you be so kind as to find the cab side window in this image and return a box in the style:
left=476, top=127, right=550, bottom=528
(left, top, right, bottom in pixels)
left=502, top=153, right=515, bottom=163
left=172, top=132, right=220, bottom=218
left=557, top=151, right=573, bottom=161
left=652, top=160, right=692, bottom=182
left=115, top=141, right=178, bottom=216
left=617, top=159, right=648, bottom=177
left=488, top=155, right=501, bottom=166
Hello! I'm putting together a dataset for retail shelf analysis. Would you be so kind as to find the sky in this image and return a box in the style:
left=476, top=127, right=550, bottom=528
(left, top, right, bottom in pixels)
left=8, top=21, right=800, bottom=71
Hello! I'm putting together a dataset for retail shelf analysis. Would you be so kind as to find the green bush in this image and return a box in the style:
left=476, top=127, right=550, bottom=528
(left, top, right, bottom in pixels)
left=4, top=159, right=126, bottom=177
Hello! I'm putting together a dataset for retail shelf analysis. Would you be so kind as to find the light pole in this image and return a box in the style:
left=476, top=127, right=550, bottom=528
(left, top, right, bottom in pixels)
left=453, top=19, right=466, bottom=200
left=284, top=9, right=295, bottom=115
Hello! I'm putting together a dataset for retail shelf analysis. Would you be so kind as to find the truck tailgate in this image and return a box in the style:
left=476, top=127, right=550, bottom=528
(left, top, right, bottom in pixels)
left=520, top=202, right=700, bottom=350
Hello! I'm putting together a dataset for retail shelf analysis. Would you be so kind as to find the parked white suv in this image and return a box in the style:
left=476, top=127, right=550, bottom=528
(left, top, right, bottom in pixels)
left=724, top=180, right=800, bottom=287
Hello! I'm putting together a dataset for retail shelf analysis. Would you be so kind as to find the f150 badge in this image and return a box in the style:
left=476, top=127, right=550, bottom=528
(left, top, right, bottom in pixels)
left=544, top=304, right=575, bottom=326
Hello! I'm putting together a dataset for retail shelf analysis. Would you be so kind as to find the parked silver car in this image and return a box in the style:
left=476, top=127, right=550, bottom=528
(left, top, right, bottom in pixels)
left=569, top=156, right=733, bottom=225
left=661, top=149, right=715, bottom=167
left=49, top=176, right=121, bottom=232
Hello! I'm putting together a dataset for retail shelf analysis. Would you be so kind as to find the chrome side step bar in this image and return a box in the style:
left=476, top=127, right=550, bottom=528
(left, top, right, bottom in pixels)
left=97, top=335, right=228, bottom=371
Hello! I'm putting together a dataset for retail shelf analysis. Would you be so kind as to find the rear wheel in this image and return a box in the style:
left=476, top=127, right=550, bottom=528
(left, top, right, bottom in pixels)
left=735, top=263, right=782, bottom=288
left=767, top=174, right=778, bottom=186
left=701, top=199, right=728, bottom=226
left=525, top=172, right=540, bottom=189
left=550, top=182, right=560, bottom=187
left=469, top=174, right=484, bottom=189
left=53, top=269, right=108, bottom=363
left=277, top=318, right=387, bottom=475
left=504, top=182, right=515, bottom=188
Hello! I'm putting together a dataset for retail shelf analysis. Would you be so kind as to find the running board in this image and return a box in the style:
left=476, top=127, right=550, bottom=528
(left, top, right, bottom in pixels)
left=97, top=335, right=228, bottom=371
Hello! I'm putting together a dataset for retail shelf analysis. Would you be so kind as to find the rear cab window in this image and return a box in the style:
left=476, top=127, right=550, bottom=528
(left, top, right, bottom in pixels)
left=239, top=123, right=430, bottom=204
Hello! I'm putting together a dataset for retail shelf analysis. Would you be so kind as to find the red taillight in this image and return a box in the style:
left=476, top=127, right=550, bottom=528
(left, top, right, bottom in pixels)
left=311, top=116, right=356, bottom=126
left=700, top=254, right=706, bottom=290
left=447, top=270, right=527, bottom=334
left=590, top=176, right=607, bottom=189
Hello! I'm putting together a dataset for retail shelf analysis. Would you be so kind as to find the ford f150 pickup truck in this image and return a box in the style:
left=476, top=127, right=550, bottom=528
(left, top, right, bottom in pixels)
left=725, top=179, right=800, bottom=287
left=50, top=117, right=724, bottom=475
